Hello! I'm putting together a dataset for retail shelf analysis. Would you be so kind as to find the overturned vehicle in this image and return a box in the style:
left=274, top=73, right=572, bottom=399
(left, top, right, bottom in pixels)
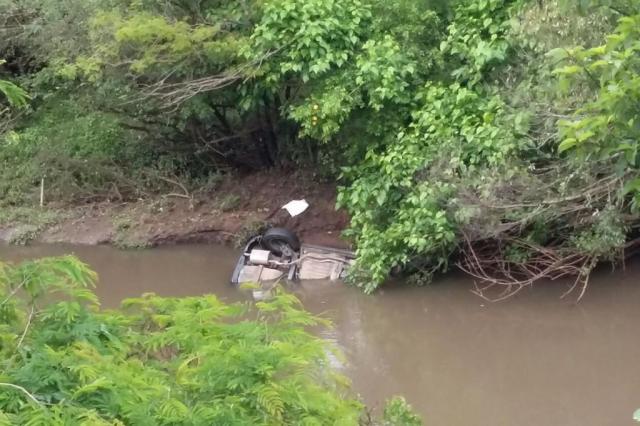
left=231, top=228, right=355, bottom=285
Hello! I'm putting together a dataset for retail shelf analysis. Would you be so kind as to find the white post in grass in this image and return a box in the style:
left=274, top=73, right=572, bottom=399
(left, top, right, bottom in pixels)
left=40, top=177, right=44, bottom=208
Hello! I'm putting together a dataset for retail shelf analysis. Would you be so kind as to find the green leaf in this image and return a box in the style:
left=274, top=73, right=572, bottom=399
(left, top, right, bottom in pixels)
left=558, top=138, right=578, bottom=153
left=623, top=178, right=640, bottom=196
left=545, top=48, right=569, bottom=61
left=553, top=65, right=582, bottom=76
left=0, top=80, right=30, bottom=108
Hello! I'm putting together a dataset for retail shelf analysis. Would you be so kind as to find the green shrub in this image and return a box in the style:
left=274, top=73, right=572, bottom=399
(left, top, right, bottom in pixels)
left=338, top=83, right=519, bottom=292
left=553, top=14, right=640, bottom=171
left=0, top=96, right=172, bottom=205
left=383, top=397, right=422, bottom=426
left=0, top=256, right=371, bottom=424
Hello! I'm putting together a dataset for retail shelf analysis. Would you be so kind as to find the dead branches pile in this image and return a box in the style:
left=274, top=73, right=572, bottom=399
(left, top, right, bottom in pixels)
left=452, top=162, right=638, bottom=302
left=457, top=235, right=597, bottom=302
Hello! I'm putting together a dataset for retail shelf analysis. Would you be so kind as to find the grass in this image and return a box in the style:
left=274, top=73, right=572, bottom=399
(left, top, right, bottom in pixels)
left=0, top=206, right=66, bottom=245
left=113, top=234, right=151, bottom=250
left=217, top=194, right=241, bottom=212
left=111, top=214, right=151, bottom=250
left=233, top=218, right=268, bottom=248
left=0, top=206, right=63, bottom=227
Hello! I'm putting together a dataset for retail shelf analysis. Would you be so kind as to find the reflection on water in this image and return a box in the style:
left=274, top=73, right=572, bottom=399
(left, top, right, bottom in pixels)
left=1, top=243, right=639, bottom=426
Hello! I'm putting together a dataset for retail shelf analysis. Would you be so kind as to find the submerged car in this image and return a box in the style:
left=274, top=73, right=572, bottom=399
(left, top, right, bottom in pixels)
left=231, top=228, right=355, bottom=285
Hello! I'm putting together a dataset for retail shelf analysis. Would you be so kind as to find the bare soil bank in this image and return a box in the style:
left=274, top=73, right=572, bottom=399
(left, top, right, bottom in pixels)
left=0, top=171, right=351, bottom=249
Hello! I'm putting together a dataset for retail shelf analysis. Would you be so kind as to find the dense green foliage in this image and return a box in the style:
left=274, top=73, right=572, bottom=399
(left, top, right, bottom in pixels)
left=1, top=0, right=640, bottom=292
left=555, top=15, right=640, bottom=173
left=0, top=80, right=27, bottom=109
left=336, top=0, right=640, bottom=292
left=0, top=256, right=420, bottom=425
left=0, top=61, right=28, bottom=136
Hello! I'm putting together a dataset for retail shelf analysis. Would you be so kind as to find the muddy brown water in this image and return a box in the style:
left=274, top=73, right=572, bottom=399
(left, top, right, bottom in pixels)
left=1, top=243, right=640, bottom=426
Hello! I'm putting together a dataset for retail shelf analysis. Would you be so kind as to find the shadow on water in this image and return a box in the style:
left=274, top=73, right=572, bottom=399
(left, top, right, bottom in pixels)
left=1, top=243, right=639, bottom=426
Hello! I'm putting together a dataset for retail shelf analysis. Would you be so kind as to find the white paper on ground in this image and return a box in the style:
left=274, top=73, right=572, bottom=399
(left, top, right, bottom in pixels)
left=282, top=199, right=309, bottom=217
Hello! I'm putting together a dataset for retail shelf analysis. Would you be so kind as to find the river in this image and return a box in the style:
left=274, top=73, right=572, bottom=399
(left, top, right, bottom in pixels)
left=1, top=242, right=639, bottom=426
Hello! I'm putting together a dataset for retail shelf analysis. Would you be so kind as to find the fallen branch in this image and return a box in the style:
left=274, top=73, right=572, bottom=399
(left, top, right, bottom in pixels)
left=157, top=176, right=190, bottom=198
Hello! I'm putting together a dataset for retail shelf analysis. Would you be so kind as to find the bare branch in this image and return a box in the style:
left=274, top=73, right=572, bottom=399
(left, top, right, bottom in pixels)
left=0, top=383, right=41, bottom=406
left=17, top=305, right=35, bottom=349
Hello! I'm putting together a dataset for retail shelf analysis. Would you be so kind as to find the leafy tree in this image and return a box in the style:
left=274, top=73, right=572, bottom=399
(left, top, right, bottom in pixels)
left=338, top=83, right=519, bottom=291
left=441, top=0, right=522, bottom=84
left=329, top=0, right=525, bottom=291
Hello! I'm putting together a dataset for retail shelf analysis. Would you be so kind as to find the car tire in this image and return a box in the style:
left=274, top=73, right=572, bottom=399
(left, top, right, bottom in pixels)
left=262, top=228, right=301, bottom=255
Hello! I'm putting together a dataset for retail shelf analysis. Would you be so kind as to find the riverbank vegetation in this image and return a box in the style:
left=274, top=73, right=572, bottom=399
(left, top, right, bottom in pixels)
left=1, top=0, right=640, bottom=297
left=0, top=256, right=421, bottom=424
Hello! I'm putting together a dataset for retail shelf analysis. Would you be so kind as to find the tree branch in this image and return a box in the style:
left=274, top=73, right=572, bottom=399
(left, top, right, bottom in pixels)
left=0, top=383, right=41, bottom=405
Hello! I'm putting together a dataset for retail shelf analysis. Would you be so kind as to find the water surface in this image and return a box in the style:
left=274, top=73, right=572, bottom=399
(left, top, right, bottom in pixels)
left=1, top=243, right=639, bottom=426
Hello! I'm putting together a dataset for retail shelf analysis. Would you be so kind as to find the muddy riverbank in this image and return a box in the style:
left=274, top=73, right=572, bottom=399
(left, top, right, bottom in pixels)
left=0, top=171, right=351, bottom=249
left=1, top=242, right=639, bottom=425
